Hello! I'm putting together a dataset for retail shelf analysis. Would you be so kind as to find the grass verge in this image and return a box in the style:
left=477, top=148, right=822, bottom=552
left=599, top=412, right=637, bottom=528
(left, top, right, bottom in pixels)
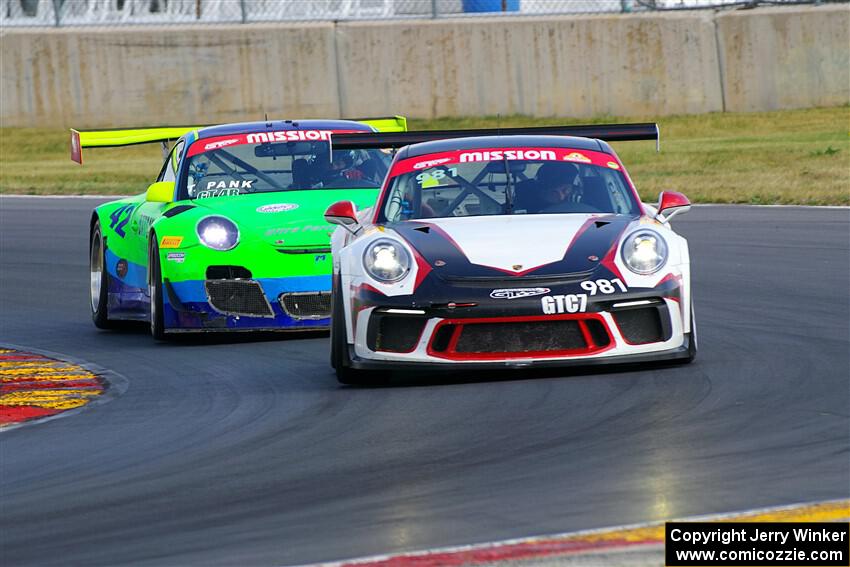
left=1, top=106, right=848, bottom=205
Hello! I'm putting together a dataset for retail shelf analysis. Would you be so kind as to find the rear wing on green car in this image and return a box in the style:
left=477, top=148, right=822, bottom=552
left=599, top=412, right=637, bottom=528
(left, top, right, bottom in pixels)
left=70, top=115, right=408, bottom=164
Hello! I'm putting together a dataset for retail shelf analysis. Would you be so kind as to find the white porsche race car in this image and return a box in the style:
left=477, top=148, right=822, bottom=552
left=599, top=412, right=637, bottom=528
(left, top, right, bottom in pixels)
left=324, top=123, right=695, bottom=384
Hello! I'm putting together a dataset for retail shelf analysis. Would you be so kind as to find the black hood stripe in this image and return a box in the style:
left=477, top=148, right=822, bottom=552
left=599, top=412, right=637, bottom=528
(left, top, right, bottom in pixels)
left=389, top=215, right=635, bottom=279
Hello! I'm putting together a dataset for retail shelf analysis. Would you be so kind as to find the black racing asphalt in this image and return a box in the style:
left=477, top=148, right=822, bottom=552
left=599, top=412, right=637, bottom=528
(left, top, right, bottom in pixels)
left=0, top=198, right=848, bottom=566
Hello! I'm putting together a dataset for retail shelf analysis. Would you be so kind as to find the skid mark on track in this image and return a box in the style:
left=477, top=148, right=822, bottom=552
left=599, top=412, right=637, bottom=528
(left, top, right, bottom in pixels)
left=0, top=347, right=107, bottom=428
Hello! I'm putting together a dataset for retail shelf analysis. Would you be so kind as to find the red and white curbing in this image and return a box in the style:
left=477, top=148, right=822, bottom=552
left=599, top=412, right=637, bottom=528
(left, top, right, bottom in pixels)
left=304, top=500, right=849, bottom=567
left=0, top=345, right=126, bottom=431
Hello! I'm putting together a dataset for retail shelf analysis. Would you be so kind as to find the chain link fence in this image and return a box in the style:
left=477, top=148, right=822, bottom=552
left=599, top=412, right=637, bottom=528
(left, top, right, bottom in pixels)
left=1, top=0, right=840, bottom=26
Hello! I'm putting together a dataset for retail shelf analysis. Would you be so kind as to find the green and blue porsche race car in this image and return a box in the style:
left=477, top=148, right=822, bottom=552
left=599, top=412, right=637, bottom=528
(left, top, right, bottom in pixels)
left=79, top=116, right=406, bottom=338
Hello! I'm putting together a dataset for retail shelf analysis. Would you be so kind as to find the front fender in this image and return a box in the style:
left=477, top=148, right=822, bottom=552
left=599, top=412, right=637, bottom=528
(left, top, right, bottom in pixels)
left=92, top=196, right=146, bottom=265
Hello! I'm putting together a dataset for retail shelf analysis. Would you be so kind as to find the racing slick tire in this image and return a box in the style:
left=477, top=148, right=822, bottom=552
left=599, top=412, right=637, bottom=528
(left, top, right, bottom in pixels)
left=90, top=220, right=117, bottom=329
left=331, top=276, right=386, bottom=386
left=686, top=301, right=698, bottom=363
left=148, top=237, right=166, bottom=341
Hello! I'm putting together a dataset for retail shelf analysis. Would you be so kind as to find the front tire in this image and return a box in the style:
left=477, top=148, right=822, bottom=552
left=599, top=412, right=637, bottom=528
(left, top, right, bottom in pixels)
left=330, top=275, right=356, bottom=383
left=90, top=220, right=116, bottom=329
left=684, top=301, right=698, bottom=363
left=148, top=238, right=166, bottom=340
left=330, top=275, right=383, bottom=385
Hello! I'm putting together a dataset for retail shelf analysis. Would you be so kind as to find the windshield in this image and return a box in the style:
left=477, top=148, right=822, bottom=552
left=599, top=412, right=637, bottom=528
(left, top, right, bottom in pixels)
left=181, top=130, right=392, bottom=200
left=378, top=147, right=640, bottom=223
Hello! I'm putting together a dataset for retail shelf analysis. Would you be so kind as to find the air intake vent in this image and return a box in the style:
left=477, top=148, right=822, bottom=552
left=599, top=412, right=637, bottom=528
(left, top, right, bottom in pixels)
left=280, top=292, right=332, bottom=320
left=613, top=306, right=667, bottom=344
left=455, top=320, right=587, bottom=354
left=427, top=316, right=613, bottom=360
left=205, top=280, right=273, bottom=318
left=367, top=312, right=427, bottom=352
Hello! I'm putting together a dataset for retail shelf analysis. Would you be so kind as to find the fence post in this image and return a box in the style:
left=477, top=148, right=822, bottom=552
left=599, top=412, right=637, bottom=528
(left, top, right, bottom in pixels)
left=52, top=0, right=61, bottom=26
left=431, top=0, right=438, bottom=18
left=240, top=0, right=247, bottom=23
left=620, top=0, right=633, bottom=12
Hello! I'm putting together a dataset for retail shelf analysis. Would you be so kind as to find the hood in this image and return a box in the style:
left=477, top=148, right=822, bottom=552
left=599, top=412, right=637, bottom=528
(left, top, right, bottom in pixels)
left=192, top=190, right=378, bottom=248
left=390, top=214, right=634, bottom=278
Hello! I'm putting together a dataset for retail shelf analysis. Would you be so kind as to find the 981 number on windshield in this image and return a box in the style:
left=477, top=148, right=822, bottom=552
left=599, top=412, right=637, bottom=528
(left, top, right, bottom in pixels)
left=416, top=168, right=458, bottom=184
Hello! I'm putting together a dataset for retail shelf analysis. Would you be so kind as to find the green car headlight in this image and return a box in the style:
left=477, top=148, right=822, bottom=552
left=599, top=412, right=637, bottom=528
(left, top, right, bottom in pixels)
left=621, top=230, right=668, bottom=275
left=363, top=238, right=411, bottom=282
left=196, top=216, right=239, bottom=251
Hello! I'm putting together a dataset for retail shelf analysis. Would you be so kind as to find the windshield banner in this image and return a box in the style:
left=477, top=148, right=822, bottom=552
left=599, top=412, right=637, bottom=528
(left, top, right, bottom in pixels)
left=390, top=147, right=621, bottom=176
left=187, top=130, right=362, bottom=157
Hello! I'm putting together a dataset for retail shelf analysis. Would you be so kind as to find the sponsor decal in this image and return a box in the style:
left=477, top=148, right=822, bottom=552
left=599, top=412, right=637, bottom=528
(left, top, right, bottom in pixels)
left=205, top=180, right=253, bottom=190
left=196, top=188, right=241, bottom=199
left=389, top=147, right=629, bottom=177
left=265, top=225, right=332, bottom=236
left=247, top=130, right=334, bottom=144
left=314, top=254, right=327, bottom=262
left=137, top=214, right=154, bottom=235
left=512, top=264, right=523, bottom=271
left=434, top=260, right=447, bottom=267
left=413, top=157, right=452, bottom=170
left=541, top=294, right=588, bottom=314
left=607, top=161, right=620, bottom=170
left=160, top=236, right=183, bottom=249
left=257, top=203, right=299, bottom=213
left=563, top=152, right=592, bottom=163
left=166, top=252, right=185, bottom=263
left=204, top=138, right=240, bottom=151
left=187, top=129, right=362, bottom=157
left=460, top=149, right=556, bottom=163
left=116, top=259, right=128, bottom=278
left=490, top=288, right=551, bottom=300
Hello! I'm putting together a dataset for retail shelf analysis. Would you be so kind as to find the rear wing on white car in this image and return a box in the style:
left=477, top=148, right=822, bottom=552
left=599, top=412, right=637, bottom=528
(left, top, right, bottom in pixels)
left=330, top=122, right=659, bottom=152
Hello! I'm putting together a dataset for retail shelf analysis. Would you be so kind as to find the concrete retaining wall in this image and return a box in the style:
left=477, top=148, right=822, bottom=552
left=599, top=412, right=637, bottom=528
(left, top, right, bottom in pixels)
left=717, top=6, right=850, bottom=112
left=0, top=23, right=341, bottom=127
left=335, top=12, right=723, bottom=118
left=0, top=4, right=846, bottom=127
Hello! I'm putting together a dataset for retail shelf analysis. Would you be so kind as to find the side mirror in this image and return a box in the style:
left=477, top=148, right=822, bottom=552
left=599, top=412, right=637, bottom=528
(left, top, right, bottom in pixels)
left=146, top=181, right=175, bottom=203
left=657, top=191, right=690, bottom=222
left=324, top=200, right=361, bottom=234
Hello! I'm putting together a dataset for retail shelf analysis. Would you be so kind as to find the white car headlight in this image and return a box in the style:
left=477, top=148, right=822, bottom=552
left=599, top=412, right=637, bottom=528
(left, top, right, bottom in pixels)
left=621, top=230, right=668, bottom=275
left=363, top=238, right=411, bottom=283
left=196, top=216, right=239, bottom=251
